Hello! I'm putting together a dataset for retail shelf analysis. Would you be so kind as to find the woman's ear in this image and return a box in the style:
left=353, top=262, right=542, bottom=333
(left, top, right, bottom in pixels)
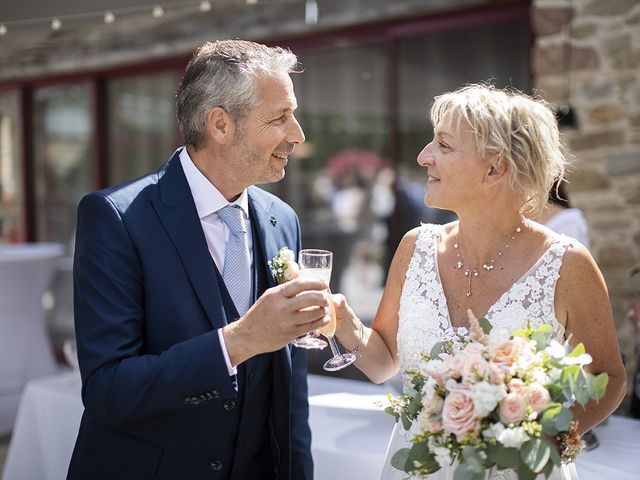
left=484, top=155, right=508, bottom=186
left=205, top=107, right=234, bottom=145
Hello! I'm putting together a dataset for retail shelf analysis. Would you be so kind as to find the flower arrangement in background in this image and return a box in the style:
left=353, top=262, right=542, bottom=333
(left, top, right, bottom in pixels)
left=386, top=311, right=608, bottom=480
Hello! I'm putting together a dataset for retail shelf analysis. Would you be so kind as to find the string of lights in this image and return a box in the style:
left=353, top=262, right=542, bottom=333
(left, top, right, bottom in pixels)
left=0, top=0, right=319, bottom=36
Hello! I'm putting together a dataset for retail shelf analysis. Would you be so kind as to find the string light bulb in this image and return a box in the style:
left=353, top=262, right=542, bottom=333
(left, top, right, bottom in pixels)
left=152, top=5, right=165, bottom=18
left=305, top=0, right=318, bottom=25
left=104, top=12, right=116, bottom=24
left=199, top=1, right=212, bottom=12
left=51, top=17, right=62, bottom=30
left=0, top=24, right=7, bottom=36
left=246, top=0, right=258, bottom=5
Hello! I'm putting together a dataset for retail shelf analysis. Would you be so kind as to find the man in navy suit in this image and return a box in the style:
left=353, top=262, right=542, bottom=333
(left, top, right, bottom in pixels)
left=67, top=40, right=330, bottom=480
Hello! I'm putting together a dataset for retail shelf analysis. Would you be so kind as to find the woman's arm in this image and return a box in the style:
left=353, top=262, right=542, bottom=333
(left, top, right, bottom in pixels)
left=555, top=243, right=627, bottom=434
left=333, top=229, right=418, bottom=384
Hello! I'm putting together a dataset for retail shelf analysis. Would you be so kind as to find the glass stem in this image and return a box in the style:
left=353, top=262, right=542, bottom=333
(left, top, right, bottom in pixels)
left=328, top=336, right=341, bottom=357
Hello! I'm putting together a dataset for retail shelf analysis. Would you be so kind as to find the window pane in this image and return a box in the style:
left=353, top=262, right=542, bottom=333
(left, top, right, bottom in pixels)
left=108, top=73, right=178, bottom=185
left=291, top=44, right=389, bottom=323
left=33, top=84, right=94, bottom=246
left=397, top=21, right=530, bottom=229
left=0, top=90, right=25, bottom=242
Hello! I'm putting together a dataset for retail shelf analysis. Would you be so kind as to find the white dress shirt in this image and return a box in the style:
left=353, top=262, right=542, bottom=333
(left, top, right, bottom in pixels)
left=179, top=147, right=253, bottom=375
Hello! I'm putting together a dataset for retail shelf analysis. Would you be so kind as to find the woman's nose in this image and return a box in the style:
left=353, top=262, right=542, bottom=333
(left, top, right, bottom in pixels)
left=417, top=143, right=434, bottom=167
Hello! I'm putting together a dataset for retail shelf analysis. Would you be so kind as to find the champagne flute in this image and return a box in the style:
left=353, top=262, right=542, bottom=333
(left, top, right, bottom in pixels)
left=296, top=249, right=356, bottom=371
left=318, top=287, right=356, bottom=371
left=291, top=249, right=329, bottom=350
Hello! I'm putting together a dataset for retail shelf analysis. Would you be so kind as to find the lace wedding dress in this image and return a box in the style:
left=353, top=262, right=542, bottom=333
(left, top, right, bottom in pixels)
left=379, top=224, right=579, bottom=480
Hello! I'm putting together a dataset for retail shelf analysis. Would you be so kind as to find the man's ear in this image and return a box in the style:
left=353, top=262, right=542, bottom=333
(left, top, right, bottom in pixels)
left=205, top=107, right=234, bottom=145
left=484, top=155, right=508, bottom=186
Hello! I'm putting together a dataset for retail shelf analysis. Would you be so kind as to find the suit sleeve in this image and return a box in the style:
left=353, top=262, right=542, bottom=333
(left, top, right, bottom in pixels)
left=288, top=214, right=314, bottom=478
left=74, top=192, right=237, bottom=423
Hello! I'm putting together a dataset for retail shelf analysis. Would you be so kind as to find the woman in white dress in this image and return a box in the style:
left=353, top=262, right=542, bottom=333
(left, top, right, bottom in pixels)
left=332, top=84, right=627, bottom=479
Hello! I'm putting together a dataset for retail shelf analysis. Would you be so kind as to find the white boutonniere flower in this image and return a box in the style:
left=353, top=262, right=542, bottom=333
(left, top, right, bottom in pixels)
left=268, top=247, right=299, bottom=284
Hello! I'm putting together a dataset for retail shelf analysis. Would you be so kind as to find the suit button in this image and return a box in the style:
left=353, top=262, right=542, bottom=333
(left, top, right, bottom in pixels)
left=191, top=396, right=200, bottom=405
left=212, top=390, right=220, bottom=399
left=199, top=394, right=207, bottom=402
left=184, top=397, right=191, bottom=405
left=210, top=460, right=223, bottom=471
left=224, top=399, right=236, bottom=411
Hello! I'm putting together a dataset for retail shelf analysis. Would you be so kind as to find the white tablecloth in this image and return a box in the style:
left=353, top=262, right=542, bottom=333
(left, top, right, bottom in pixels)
left=0, top=243, right=64, bottom=436
left=3, top=372, right=640, bottom=480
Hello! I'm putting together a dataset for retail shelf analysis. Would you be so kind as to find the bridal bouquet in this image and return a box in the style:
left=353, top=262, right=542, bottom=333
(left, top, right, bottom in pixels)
left=386, top=313, right=608, bottom=480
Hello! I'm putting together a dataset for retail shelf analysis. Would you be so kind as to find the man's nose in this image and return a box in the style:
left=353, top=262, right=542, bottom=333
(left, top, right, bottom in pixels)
left=289, top=116, right=305, bottom=144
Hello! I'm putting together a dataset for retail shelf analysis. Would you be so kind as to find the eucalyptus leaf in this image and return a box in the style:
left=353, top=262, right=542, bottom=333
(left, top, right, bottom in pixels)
left=384, top=406, right=399, bottom=421
left=568, top=343, right=586, bottom=357
left=407, top=441, right=440, bottom=474
left=540, top=403, right=563, bottom=435
left=520, top=438, right=551, bottom=473
left=487, top=443, right=520, bottom=468
left=553, top=407, right=573, bottom=432
left=401, top=414, right=412, bottom=431
left=516, top=461, right=537, bottom=480
left=454, top=463, right=487, bottom=480
left=390, top=448, right=411, bottom=471
left=479, top=317, right=493, bottom=334
left=430, top=341, right=446, bottom=358
left=461, top=446, right=486, bottom=473
left=588, top=372, right=609, bottom=401
left=548, top=441, right=561, bottom=467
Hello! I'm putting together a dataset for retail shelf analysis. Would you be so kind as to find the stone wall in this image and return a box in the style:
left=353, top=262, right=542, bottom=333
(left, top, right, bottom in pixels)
left=533, top=0, right=640, bottom=387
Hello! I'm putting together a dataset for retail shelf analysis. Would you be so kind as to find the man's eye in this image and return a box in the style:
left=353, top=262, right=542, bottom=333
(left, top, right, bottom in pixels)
left=439, top=141, right=449, bottom=150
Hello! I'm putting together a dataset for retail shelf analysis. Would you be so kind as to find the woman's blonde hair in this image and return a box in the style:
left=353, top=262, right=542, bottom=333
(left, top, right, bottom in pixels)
left=430, top=83, right=566, bottom=216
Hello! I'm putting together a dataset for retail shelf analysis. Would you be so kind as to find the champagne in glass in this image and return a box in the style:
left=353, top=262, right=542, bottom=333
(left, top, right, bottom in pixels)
left=291, top=249, right=329, bottom=350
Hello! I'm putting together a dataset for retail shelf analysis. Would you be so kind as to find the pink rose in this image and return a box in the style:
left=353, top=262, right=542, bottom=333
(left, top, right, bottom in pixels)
left=487, top=363, right=505, bottom=385
left=417, top=411, right=443, bottom=433
left=421, top=391, right=444, bottom=414
left=507, top=378, right=525, bottom=393
left=446, top=353, right=466, bottom=379
left=499, top=392, right=527, bottom=425
left=462, top=352, right=490, bottom=383
left=424, top=361, right=452, bottom=387
left=491, top=337, right=529, bottom=375
left=525, top=383, right=551, bottom=413
left=442, top=385, right=480, bottom=440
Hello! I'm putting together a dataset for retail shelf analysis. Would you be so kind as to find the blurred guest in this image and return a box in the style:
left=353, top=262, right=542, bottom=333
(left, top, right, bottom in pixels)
left=539, top=179, right=590, bottom=249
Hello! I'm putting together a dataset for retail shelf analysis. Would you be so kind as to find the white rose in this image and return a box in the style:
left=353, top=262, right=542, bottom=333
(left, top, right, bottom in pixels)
left=433, top=447, right=453, bottom=469
left=497, top=426, right=529, bottom=449
left=469, top=381, right=507, bottom=418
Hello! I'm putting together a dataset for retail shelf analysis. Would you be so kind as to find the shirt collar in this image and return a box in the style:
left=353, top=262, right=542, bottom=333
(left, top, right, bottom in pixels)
left=179, top=147, right=250, bottom=220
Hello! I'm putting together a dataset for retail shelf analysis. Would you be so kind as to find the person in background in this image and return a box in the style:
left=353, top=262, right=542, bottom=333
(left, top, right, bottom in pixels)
left=539, top=178, right=590, bottom=249
left=68, top=40, right=329, bottom=480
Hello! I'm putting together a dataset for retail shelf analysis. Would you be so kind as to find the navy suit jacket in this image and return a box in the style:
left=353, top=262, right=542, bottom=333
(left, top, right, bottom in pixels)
left=67, top=149, right=313, bottom=479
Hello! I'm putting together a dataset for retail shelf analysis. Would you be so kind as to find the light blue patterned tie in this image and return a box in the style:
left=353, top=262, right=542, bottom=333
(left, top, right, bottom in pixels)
left=218, top=204, right=252, bottom=316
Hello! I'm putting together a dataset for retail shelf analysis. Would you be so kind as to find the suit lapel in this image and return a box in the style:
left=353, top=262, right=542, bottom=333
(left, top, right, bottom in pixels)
left=150, top=151, right=228, bottom=330
left=248, top=187, right=293, bottom=379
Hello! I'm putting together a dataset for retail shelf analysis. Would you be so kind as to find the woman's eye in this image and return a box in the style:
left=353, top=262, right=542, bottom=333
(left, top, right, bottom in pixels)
left=438, top=141, right=449, bottom=150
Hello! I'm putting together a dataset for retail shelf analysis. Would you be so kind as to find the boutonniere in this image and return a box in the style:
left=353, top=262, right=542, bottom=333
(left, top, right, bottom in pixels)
left=268, top=247, right=299, bottom=284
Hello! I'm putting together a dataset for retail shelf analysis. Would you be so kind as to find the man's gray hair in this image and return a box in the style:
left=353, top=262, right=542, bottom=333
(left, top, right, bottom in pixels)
left=176, top=39, right=301, bottom=149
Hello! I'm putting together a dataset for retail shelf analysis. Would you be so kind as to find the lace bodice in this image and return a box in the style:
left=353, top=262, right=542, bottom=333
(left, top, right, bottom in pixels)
left=397, top=223, right=573, bottom=386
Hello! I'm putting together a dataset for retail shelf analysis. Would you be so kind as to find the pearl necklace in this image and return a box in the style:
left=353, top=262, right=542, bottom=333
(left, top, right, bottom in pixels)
left=453, top=222, right=523, bottom=297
